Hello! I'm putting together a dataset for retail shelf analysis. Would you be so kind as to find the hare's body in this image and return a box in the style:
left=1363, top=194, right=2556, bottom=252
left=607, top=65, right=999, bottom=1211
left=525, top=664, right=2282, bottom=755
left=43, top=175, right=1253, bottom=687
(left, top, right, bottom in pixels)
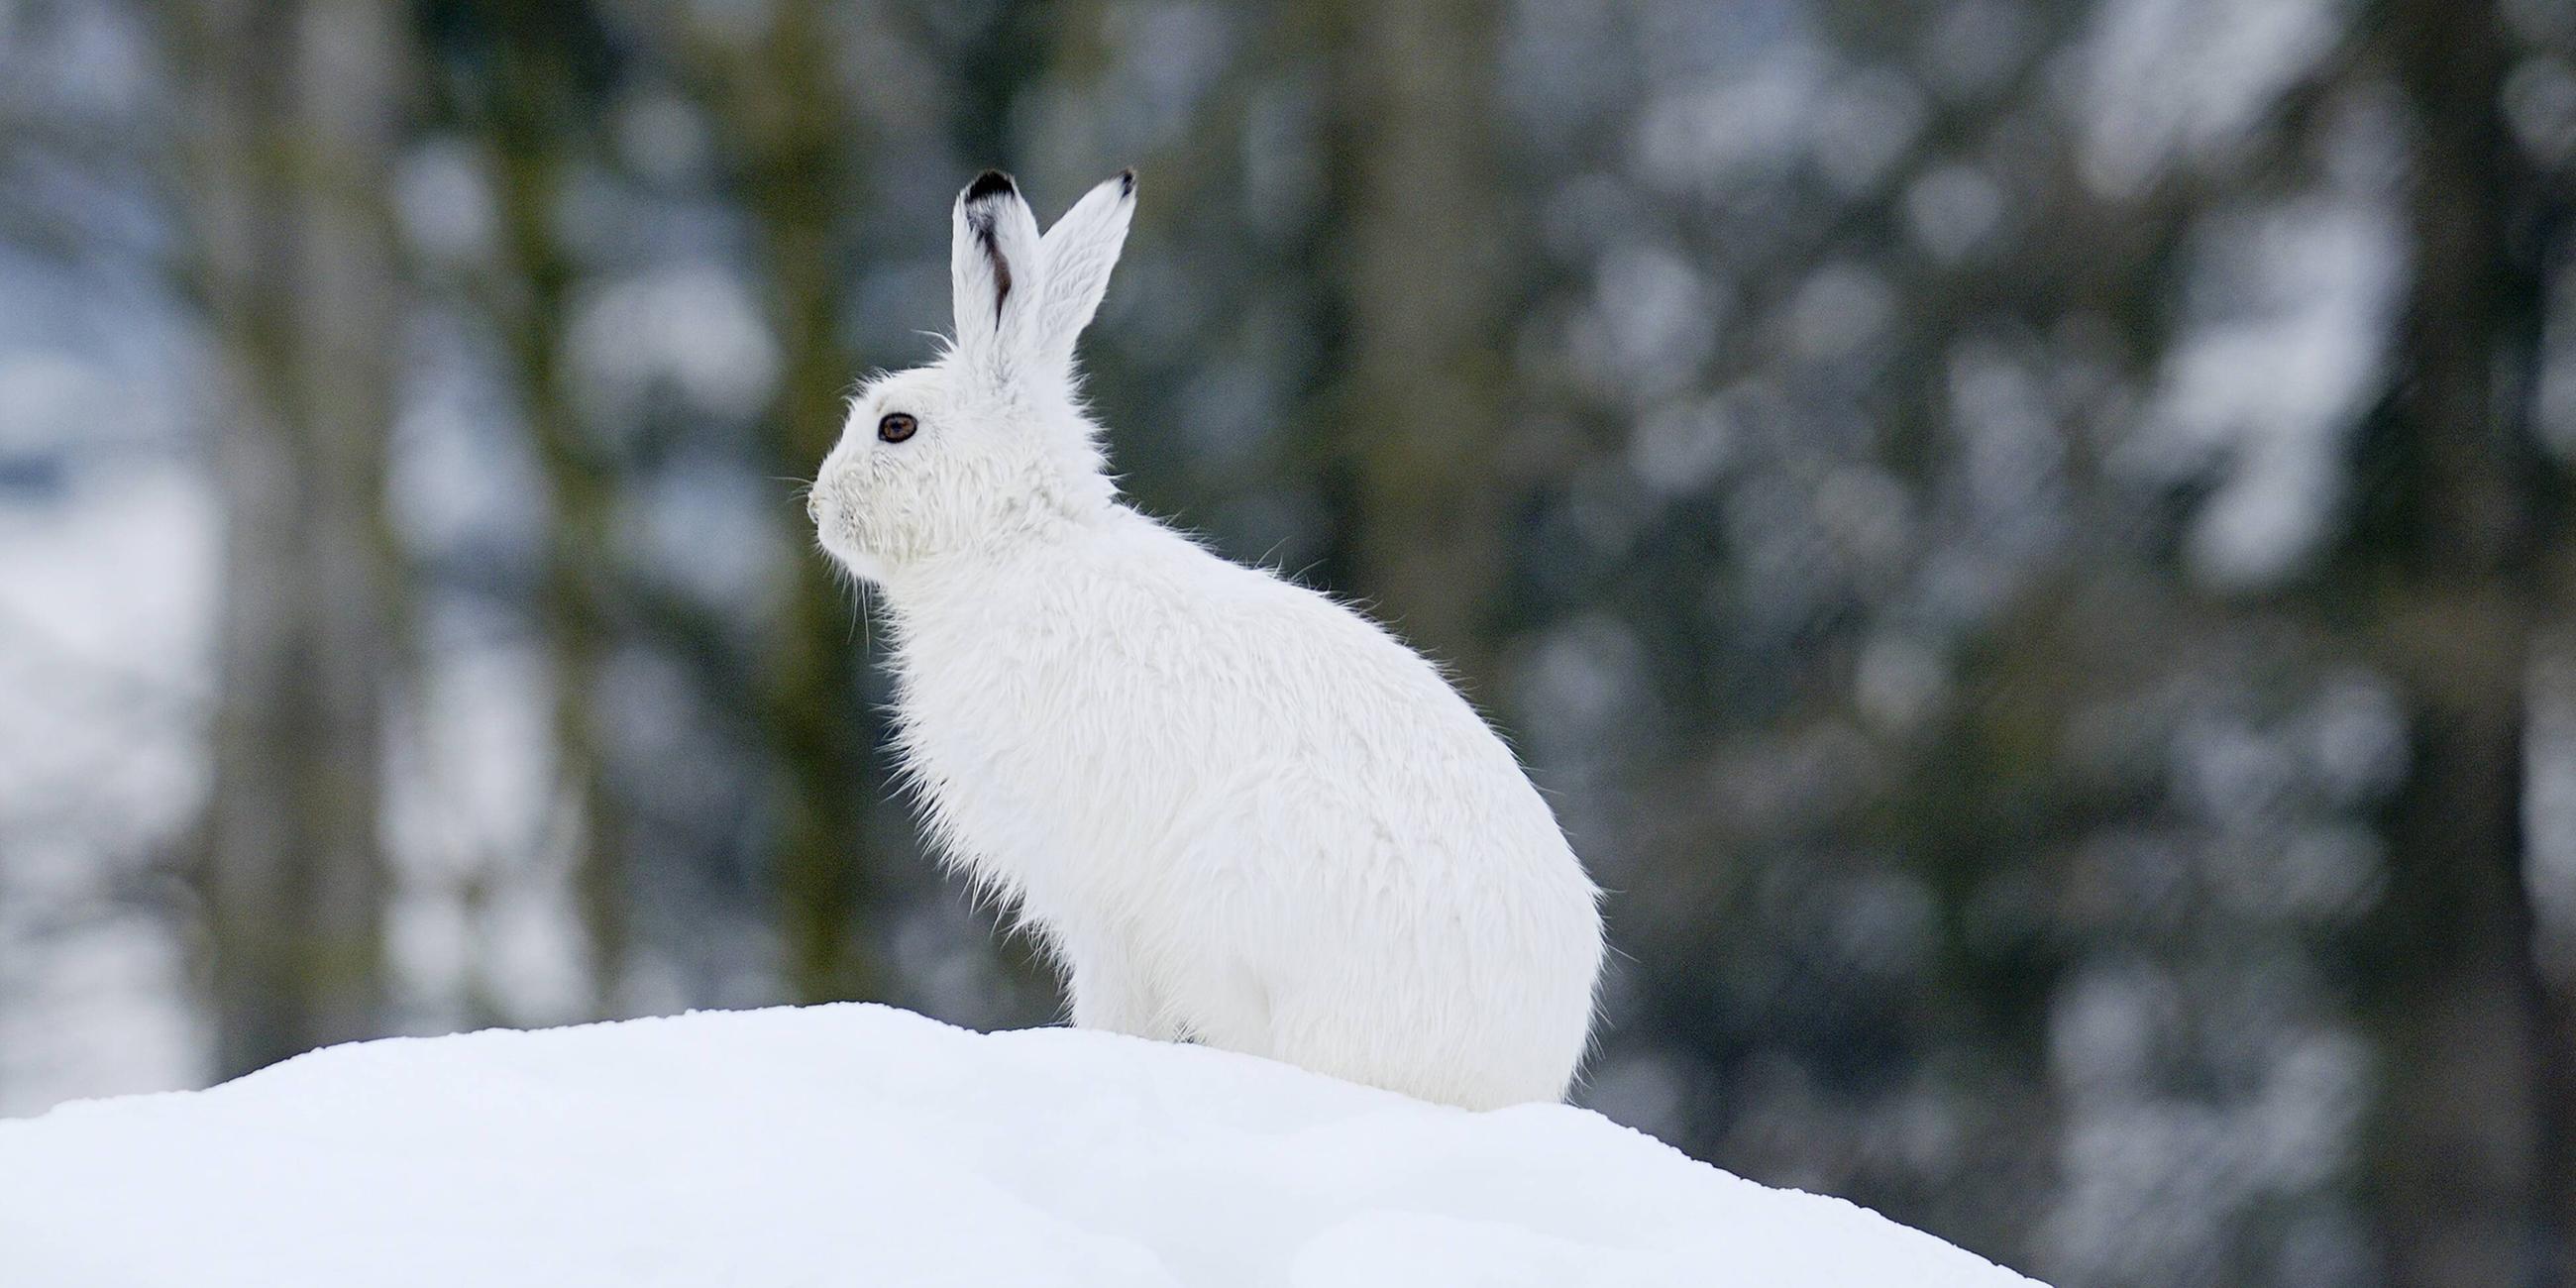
left=886, top=507, right=1599, bottom=1108
left=812, top=170, right=1602, bottom=1108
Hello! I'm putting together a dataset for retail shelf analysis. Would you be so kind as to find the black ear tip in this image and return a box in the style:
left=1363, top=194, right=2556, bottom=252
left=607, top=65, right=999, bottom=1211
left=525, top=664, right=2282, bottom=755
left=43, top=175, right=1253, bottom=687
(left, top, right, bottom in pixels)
left=964, top=169, right=1018, bottom=202
left=1117, top=168, right=1136, bottom=197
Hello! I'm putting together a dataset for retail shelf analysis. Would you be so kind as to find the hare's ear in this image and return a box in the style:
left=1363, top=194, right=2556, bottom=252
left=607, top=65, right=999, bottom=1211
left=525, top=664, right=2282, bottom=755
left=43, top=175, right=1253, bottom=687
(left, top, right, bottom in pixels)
left=951, top=170, right=1045, bottom=373
left=1033, top=169, right=1136, bottom=370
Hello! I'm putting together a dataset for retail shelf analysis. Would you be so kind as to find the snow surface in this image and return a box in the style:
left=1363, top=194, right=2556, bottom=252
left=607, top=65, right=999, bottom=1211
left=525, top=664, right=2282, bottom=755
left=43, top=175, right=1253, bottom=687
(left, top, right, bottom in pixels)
left=0, top=1004, right=2042, bottom=1287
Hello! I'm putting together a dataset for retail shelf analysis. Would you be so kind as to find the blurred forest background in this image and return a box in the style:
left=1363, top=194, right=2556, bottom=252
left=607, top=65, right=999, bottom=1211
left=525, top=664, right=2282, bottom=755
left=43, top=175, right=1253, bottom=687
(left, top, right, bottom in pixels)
left=2, top=0, right=2574, bottom=1284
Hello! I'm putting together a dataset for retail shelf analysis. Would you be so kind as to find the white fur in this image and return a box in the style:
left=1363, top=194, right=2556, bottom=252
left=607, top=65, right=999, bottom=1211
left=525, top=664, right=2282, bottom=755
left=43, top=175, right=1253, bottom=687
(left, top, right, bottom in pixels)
left=810, top=171, right=1603, bottom=1110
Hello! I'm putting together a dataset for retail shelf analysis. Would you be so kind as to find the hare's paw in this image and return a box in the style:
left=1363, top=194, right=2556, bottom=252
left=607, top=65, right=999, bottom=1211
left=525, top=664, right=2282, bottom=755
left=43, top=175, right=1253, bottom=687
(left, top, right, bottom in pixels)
left=1066, top=948, right=1179, bottom=1041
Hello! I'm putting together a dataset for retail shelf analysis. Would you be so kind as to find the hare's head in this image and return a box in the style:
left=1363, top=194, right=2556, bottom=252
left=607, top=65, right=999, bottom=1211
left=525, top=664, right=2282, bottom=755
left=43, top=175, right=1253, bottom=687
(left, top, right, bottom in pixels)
left=811, top=169, right=1134, bottom=582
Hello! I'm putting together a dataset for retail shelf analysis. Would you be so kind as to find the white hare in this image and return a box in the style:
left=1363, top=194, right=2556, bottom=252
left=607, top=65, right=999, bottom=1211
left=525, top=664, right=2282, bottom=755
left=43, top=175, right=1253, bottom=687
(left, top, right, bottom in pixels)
left=809, top=169, right=1603, bottom=1109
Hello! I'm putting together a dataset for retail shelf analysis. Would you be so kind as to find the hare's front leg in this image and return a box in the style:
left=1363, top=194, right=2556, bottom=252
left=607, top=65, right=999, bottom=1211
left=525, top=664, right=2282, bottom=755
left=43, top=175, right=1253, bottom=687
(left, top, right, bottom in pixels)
left=1065, top=945, right=1176, bottom=1041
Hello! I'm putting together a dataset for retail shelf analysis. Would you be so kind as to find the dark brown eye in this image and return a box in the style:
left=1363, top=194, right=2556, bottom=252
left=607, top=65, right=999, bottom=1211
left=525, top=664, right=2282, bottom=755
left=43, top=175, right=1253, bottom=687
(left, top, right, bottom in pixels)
left=878, top=412, right=918, bottom=443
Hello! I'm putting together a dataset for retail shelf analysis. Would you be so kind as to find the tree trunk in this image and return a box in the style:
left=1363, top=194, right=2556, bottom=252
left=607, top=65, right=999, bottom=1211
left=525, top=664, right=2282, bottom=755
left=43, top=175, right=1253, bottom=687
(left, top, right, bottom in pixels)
left=187, top=0, right=405, bottom=1077
left=1323, top=0, right=1516, bottom=691
left=474, top=0, right=629, bottom=1013
left=703, top=0, right=884, bottom=1004
left=2368, top=1, right=2573, bottom=1282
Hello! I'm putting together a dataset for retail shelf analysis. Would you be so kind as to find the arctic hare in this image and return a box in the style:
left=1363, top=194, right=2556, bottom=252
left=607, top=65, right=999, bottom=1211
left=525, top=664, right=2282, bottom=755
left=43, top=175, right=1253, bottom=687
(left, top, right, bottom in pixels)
left=809, top=169, right=1603, bottom=1109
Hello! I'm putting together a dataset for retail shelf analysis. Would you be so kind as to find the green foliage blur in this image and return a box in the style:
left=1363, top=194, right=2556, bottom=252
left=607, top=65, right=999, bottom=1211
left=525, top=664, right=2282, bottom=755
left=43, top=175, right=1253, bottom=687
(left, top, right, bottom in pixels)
left=3, top=1, right=2575, bottom=1285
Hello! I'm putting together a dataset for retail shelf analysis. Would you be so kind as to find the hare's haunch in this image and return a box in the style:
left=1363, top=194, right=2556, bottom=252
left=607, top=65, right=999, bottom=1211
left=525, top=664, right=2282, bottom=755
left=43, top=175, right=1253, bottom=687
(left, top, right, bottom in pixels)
left=810, top=170, right=1603, bottom=1110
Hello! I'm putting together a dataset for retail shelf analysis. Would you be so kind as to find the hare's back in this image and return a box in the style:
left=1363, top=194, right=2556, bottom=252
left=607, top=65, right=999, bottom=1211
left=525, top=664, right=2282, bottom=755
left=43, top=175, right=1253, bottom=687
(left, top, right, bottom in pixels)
left=1138, top=536, right=1551, bottom=824
left=901, top=515, right=1556, bottom=866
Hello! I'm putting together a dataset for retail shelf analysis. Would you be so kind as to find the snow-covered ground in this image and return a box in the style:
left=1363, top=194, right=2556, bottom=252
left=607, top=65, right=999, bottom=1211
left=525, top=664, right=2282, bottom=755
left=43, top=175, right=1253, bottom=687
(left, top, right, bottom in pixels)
left=0, top=1003, right=2040, bottom=1287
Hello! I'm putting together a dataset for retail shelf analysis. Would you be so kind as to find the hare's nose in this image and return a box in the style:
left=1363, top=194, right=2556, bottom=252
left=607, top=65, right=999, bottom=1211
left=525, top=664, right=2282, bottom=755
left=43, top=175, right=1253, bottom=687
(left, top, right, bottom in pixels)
left=805, top=488, right=824, bottom=524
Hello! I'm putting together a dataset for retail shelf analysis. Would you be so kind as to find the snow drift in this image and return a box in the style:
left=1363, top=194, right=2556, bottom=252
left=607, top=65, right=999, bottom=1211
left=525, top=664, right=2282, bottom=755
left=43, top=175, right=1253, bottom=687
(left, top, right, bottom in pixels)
left=0, top=1004, right=2040, bottom=1287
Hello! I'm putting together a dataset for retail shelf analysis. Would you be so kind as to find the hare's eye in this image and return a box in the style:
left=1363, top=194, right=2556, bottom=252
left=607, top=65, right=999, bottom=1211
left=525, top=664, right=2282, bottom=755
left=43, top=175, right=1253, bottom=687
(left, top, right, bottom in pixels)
left=878, top=412, right=918, bottom=444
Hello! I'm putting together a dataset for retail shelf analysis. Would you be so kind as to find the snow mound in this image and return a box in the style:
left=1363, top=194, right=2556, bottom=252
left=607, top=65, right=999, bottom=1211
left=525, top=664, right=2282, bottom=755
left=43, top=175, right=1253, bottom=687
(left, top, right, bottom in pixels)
left=0, top=1004, right=2041, bottom=1287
